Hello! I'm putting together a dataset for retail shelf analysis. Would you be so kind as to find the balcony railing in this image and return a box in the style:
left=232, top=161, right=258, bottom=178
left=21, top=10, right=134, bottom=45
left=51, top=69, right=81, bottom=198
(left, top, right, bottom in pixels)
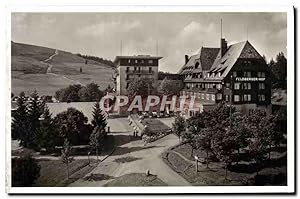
left=126, top=70, right=153, bottom=75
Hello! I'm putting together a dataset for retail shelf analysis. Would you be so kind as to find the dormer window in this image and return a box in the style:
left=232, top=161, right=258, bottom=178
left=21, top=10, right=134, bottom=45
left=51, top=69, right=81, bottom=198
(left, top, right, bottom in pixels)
left=207, top=73, right=210, bottom=78
left=195, top=62, right=199, bottom=69
left=217, top=72, right=221, bottom=77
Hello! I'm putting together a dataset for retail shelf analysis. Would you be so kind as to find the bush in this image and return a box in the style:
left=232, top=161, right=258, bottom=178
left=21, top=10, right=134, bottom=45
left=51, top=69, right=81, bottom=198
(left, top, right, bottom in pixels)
left=12, top=155, right=41, bottom=187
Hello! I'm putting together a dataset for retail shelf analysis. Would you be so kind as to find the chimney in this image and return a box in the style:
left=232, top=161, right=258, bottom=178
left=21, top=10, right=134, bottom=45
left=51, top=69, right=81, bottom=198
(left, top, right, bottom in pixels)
left=220, top=38, right=227, bottom=57
left=185, top=55, right=189, bottom=64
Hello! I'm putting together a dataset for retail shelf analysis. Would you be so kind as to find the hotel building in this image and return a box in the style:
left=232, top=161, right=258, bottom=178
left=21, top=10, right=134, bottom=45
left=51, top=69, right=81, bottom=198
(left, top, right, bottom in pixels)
left=114, top=55, right=162, bottom=95
left=179, top=38, right=272, bottom=115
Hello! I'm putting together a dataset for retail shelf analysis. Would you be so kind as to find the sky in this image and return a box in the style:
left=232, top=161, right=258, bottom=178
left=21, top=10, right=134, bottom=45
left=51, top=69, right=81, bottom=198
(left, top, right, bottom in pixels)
left=12, top=12, right=287, bottom=73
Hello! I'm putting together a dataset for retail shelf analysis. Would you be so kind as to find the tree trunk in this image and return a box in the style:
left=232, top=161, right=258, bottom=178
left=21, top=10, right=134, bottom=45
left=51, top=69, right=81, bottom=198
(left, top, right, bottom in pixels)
left=66, top=161, right=69, bottom=179
left=225, top=164, right=228, bottom=180
left=206, top=150, right=209, bottom=169
left=191, top=148, right=194, bottom=157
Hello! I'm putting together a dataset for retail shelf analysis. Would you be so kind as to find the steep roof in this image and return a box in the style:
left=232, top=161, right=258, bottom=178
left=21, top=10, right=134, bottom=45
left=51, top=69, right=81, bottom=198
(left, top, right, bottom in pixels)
left=206, top=41, right=263, bottom=80
left=178, top=47, right=219, bottom=75
left=200, top=47, right=220, bottom=71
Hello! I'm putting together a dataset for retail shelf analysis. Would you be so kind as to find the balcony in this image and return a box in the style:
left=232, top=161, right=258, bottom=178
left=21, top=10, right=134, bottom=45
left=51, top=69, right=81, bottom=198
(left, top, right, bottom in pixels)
left=126, top=70, right=153, bottom=75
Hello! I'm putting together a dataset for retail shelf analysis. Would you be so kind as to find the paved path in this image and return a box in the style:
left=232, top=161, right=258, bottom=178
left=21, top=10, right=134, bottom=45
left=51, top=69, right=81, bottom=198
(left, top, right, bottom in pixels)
left=70, top=117, right=190, bottom=186
left=41, top=49, right=85, bottom=86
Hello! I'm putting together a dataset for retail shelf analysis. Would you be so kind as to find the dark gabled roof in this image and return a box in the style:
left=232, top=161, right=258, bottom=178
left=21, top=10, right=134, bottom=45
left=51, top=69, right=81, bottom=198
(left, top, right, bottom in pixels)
left=178, top=54, right=199, bottom=75
left=205, top=40, right=263, bottom=81
left=178, top=47, right=219, bottom=75
left=200, top=47, right=220, bottom=71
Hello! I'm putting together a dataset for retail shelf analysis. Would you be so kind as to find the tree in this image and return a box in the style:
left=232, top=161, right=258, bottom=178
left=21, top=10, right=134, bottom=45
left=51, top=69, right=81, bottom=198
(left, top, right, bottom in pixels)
left=61, top=139, right=74, bottom=179
left=89, top=126, right=106, bottom=161
left=269, top=52, right=287, bottom=89
left=12, top=155, right=41, bottom=187
left=27, top=90, right=45, bottom=150
left=158, top=78, right=183, bottom=96
left=78, top=83, right=103, bottom=102
left=37, top=105, right=62, bottom=152
left=11, top=96, right=29, bottom=141
left=55, top=84, right=82, bottom=102
left=54, top=108, right=92, bottom=145
left=127, top=79, right=153, bottom=96
left=231, top=112, right=250, bottom=156
left=172, top=115, right=186, bottom=142
left=212, top=125, right=237, bottom=180
left=248, top=110, right=268, bottom=174
left=198, top=128, right=214, bottom=168
left=19, top=91, right=25, bottom=98
left=91, top=102, right=107, bottom=130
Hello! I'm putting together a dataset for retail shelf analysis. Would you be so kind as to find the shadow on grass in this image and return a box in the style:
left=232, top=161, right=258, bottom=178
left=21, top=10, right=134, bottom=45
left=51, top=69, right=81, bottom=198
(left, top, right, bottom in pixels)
left=112, top=145, right=163, bottom=156
left=114, top=156, right=142, bottom=163
left=228, top=154, right=287, bottom=174
left=83, top=173, right=114, bottom=182
left=113, top=134, right=141, bottom=146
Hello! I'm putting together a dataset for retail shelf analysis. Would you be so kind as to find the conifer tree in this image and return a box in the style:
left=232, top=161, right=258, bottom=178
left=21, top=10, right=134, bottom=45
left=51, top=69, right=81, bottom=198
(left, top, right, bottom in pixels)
left=61, top=139, right=74, bottom=179
left=12, top=95, right=29, bottom=142
left=37, top=105, right=61, bottom=152
left=27, top=90, right=44, bottom=149
left=91, top=102, right=107, bottom=130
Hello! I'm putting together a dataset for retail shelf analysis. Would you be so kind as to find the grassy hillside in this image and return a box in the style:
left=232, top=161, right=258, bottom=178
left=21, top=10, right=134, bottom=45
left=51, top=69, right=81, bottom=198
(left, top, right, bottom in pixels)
left=11, top=42, right=115, bottom=96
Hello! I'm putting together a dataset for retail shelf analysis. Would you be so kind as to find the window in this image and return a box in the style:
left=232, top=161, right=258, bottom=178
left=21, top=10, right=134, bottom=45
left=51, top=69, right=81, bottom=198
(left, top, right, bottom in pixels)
left=128, top=59, right=131, bottom=63
left=226, top=83, right=230, bottom=88
left=201, top=93, right=204, bottom=100
left=126, top=74, right=130, bottom=80
left=135, top=60, right=138, bottom=64
left=148, top=60, right=153, bottom=64
left=258, top=94, right=265, bottom=101
left=258, top=72, right=265, bottom=78
left=141, top=60, right=144, bottom=64
left=126, top=67, right=129, bottom=72
left=234, top=83, right=241, bottom=90
left=206, top=94, right=210, bottom=100
left=149, top=67, right=152, bottom=73
left=234, top=95, right=240, bottom=102
left=217, top=84, right=222, bottom=90
left=243, top=94, right=251, bottom=102
left=243, top=82, right=251, bottom=90
left=212, top=94, right=215, bottom=101
left=225, top=95, right=229, bottom=102
left=134, top=67, right=137, bottom=71
left=217, top=93, right=222, bottom=100
left=207, top=73, right=210, bottom=78
left=259, top=83, right=265, bottom=89
left=126, top=82, right=129, bottom=89
left=217, top=72, right=221, bottom=77
left=195, top=62, right=199, bottom=69
left=232, top=71, right=237, bottom=77
left=244, top=71, right=251, bottom=77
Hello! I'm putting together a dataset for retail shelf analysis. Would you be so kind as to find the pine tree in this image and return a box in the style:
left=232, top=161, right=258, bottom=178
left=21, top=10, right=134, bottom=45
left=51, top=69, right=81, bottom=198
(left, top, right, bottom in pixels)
left=27, top=90, right=44, bottom=149
left=12, top=95, right=29, bottom=142
left=37, top=105, right=62, bottom=152
left=91, top=102, right=107, bottom=130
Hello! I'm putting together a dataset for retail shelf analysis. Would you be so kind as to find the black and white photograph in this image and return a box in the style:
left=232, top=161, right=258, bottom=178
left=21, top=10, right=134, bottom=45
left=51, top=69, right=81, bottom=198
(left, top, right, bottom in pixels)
left=5, top=4, right=295, bottom=194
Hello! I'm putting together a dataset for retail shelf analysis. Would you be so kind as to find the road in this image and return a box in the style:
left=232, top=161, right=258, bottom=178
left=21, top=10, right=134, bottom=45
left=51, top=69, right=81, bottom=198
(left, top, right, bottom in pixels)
left=70, top=117, right=190, bottom=186
left=41, top=49, right=85, bottom=86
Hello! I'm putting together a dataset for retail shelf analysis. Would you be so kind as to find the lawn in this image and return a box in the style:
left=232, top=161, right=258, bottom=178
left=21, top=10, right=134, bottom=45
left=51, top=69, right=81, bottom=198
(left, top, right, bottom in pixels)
left=103, top=173, right=167, bottom=187
left=35, top=159, right=98, bottom=187
left=163, top=143, right=287, bottom=186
